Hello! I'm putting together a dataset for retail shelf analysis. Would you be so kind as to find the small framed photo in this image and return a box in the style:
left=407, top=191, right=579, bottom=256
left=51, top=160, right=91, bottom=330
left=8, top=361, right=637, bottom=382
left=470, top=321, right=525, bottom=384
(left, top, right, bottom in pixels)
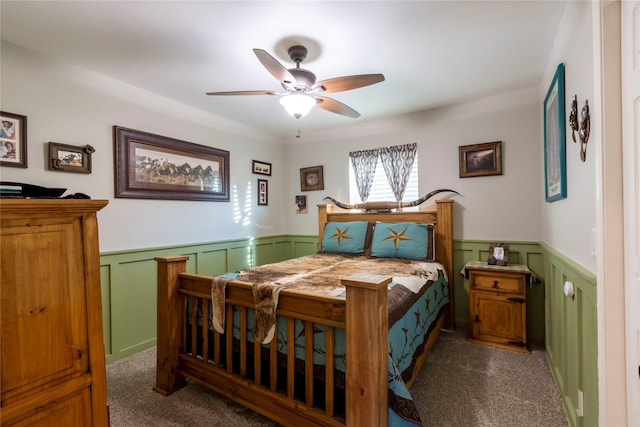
left=300, top=165, right=324, bottom=191
left=258, top=179, right=268, bottom=206
left=295, top=195, right=308, bottom=213
left=0, top=111, right=27, bottom=168
left=488, top=243, right=509, bottom=266
left=48, top=142, right=95, bottom=174
left=459, top=141, right=502, bottom=178
left=252, top=160, right=272, bottom=176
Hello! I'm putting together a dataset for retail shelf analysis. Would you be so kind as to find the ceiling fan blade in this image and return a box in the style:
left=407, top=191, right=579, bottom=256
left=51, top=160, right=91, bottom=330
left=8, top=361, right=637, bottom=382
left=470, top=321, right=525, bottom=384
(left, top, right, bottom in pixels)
left=253, top=48, right=297, bottom=88
left=206, top=90, right=278, bottom=96
left=313, top=74, right=385, bottom=93
left=315, top=96, right=361, bottom=118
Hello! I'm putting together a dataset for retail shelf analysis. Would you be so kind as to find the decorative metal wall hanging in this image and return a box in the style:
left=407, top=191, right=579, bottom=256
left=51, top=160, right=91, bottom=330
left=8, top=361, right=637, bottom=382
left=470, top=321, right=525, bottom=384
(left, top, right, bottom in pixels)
left=569, top=95, right=578, bottom=140
left=578, top=100, right=590, bottom=161
left=569, top=95, right=590, bottom=162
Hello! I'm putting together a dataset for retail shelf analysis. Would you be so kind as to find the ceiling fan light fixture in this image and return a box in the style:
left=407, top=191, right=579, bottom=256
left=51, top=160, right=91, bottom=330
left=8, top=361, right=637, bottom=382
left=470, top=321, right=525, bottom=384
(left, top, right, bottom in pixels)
left=279, top=94, right=316, bottom=119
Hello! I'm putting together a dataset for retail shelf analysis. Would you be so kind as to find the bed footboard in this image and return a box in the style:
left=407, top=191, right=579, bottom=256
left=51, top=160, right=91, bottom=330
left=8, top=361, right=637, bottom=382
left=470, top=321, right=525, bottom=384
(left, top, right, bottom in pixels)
left=154, top=256, right=392, bottom=427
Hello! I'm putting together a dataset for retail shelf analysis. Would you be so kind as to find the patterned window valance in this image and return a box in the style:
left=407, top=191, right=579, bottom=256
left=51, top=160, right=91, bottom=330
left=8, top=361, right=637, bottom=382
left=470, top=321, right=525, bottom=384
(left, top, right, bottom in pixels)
left=349, top=143, right=417, bottom=203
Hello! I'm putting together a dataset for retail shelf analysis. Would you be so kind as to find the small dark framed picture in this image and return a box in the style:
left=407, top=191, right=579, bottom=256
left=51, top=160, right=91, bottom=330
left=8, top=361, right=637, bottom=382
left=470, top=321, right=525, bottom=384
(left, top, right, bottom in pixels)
left=488, top=243, right=509, bottom=266
left=459, top=141, right=502, bottom=178
left=0, top=111, right=27, bottom=168
left=300, top=165, right=324, bottom=191
left=295, top=195, right=308, bottom=213
left=48, top=142, right=95, bottom=174
left=258, top=179, right=268, bottom=206
left=252, top=160, right=272, bottom=176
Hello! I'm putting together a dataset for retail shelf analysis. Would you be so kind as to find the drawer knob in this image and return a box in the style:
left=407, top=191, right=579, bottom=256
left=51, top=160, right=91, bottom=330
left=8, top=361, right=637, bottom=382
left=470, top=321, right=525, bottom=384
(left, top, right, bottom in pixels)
left=492, top=280, right=499, bottom=288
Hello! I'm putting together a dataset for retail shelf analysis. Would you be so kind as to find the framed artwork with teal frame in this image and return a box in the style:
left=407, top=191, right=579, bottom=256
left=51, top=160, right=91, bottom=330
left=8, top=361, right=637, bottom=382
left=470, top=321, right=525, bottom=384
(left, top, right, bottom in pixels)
left=543, top=63, right=567, bottom=202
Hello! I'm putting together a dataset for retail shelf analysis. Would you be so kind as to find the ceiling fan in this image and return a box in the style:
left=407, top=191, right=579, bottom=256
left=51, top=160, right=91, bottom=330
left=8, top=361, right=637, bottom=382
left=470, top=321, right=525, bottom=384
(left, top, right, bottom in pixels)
left=206, top=45, right=385, bottom=119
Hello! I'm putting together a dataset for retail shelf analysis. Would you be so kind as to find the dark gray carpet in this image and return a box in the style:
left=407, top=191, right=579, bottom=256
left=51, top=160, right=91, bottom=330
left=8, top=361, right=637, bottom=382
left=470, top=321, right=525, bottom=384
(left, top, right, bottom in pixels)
left=106, top=329, right=567, bottom=426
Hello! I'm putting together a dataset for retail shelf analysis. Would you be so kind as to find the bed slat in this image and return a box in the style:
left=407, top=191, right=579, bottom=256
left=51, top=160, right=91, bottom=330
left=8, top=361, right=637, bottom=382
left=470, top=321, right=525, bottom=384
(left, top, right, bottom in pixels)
left=190, top=298, right=198, bottom=357
left=202, top=302, right=209, bottom=362
left=239, top=307, right=247, bottom=377
left=287, top=317, right=295, bottom=400
left=305, top=320, right=314, bottom=407
left=226, top=304, right=233, bottom=373
left=269, top=337, right=278, bottom=391
left=214, top=330, right=221, bottom=367
left=254, top=335, right=262, bottom=385
left=325, top=326, right=335, bottom=416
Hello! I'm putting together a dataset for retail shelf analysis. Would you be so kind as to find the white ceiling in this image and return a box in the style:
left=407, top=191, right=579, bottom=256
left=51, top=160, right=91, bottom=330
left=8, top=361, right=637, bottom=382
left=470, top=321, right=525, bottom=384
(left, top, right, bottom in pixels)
left=1, top=1, right=566, bottom=139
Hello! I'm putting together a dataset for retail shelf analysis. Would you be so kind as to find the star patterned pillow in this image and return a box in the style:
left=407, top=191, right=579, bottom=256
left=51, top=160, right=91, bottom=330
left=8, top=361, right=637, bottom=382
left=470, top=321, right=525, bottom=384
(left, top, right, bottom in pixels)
left=370, top=222, right=429, bottom=260
left=320, top=221, right=369, bottom=254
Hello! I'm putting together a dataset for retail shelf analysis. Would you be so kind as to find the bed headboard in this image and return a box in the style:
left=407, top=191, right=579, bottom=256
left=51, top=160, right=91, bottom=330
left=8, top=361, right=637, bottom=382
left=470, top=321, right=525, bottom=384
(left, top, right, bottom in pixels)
left=318, top=199, right=454, bottom=329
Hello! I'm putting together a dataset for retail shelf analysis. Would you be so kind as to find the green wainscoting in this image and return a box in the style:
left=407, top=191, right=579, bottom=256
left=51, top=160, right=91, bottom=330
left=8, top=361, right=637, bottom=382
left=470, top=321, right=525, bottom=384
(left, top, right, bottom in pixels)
left=540, top=242, right=598, bottom=427
left=101, top=236, right=596, bottom=427
left=453, top=240, right=546, bottom=344
left=100, top=235, right=317, bottom=363
left=454, top=239, right=596, bottom=426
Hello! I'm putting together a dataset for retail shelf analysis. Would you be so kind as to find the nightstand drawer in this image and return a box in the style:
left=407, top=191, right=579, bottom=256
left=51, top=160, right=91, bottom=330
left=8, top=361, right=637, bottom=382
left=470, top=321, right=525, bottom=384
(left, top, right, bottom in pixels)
left=471, top=273, right=524, bottom=294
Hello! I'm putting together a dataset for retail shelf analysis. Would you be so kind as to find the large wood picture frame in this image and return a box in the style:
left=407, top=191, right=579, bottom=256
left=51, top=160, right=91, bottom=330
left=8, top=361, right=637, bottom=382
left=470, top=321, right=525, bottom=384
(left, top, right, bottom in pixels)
left=114, top=126, right=230, bottom=202
left=543, top=63, right=567, bottom=202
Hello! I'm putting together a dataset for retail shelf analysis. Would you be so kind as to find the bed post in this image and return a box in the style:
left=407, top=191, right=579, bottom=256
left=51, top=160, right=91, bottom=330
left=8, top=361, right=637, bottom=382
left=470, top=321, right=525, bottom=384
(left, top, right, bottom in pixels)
left=154, top=255, right=189, bottom=395
left=318, top=203, right=332, bottom=251
left=435, top=200, right=454, bottom=330
left=341, top=273, right=392, bottom=427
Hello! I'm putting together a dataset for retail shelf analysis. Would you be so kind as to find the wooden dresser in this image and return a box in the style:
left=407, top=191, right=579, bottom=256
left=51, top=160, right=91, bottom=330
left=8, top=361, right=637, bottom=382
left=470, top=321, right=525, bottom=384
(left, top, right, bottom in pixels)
left=464, top=261, right=531, bottom=353
left=0, top=199, right=109, bottom=426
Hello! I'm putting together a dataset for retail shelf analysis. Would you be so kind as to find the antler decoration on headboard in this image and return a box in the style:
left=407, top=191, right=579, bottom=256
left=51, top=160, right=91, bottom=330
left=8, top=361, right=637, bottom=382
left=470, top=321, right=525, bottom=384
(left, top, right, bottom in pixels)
left=324, top=188, right=459, bottom=212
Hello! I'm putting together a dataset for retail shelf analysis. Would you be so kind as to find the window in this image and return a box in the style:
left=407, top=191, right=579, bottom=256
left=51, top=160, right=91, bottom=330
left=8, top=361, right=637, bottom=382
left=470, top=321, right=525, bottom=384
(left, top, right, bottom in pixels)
left=348, top=153, right=419, bottom=206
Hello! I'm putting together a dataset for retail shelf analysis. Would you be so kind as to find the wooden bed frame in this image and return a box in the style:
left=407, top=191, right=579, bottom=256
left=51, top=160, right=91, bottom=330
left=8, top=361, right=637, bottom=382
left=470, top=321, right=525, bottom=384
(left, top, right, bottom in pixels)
left=154, top=199, right=454, bottom=427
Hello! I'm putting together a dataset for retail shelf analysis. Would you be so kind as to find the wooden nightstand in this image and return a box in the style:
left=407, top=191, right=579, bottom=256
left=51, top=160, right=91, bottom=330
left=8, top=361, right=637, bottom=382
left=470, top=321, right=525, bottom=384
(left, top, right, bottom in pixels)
left=464, top=261, right=531, bottom=353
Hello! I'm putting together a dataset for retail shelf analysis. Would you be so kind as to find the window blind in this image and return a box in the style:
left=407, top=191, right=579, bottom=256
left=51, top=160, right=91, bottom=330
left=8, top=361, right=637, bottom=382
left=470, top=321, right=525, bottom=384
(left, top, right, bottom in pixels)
left=349, top=155, right=419, bottom=206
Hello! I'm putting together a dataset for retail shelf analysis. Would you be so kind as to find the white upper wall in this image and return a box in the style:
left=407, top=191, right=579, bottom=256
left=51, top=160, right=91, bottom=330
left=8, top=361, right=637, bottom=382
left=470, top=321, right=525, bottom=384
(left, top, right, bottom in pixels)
left=284, top=87, right=544, bottom=242
left=538, top=0, right=596, bottom=272
left=2, top=40, right=550, bottom=253
left=0, top=42, right=287, bottom=252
